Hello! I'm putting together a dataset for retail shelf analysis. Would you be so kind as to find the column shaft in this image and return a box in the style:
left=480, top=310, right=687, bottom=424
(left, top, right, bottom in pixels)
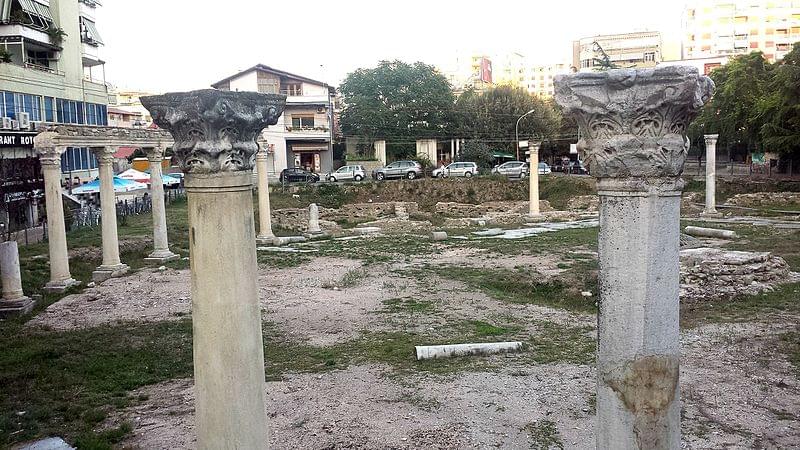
left=0, top=241, right=34, bottom=316
left=145, top=150, right=178, bottom=262
left=529, top=146, right=541, bottom=216
left=256, top=152, right=275, bottom=244
left=187, top=171, right=269, bottom=449
left=40, top=155, right=78, bottom=292
left=596, top=180, right=681, bottom=449
left=92, top=147, right=128, bottom=281
left=704, top=135, right=719, bottom=215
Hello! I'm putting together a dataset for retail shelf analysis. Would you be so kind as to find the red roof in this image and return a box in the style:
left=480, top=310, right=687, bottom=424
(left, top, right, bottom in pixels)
left=113, top=146, right=137, bottom=158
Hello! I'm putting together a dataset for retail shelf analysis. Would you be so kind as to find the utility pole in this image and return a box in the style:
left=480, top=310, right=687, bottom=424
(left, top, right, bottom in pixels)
left=515, top=109, right=535, bottom=161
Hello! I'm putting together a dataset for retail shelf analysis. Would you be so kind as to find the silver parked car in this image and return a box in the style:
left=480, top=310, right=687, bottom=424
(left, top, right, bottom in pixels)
left=372, top=160, right=423, bottom=180
left=327, top=165, right=366, bottom=182
left=538, top=162, right=552, bottom=175
left=491, top=161, right=528, bottom=178
left=432, top=162, right=479, bottom=178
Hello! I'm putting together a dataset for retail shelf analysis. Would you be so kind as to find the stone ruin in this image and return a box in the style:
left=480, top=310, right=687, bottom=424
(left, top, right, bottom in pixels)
left=680, top=248, right=798, bottom=302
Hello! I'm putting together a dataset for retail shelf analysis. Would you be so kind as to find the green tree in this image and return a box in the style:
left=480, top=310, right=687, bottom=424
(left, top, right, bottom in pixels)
left=759, top=42, right=800, bottom=155
left=339, top=60, right=457, bottom=144
left=455, top=85, right=561, bottom=155
left=457, top=140, right=494, bottom=169
left=690, top=52, right=772, bottom=157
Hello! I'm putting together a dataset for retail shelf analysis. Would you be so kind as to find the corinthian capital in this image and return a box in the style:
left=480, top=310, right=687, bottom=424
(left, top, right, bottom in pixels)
left=554, top=66, right=714, bottom=179
left=141, top=89, right=285, bottom=174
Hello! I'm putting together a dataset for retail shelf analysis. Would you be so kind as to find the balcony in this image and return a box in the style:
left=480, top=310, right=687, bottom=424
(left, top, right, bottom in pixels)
left=284, top=125, right=330, bottom=139
left=0, top=23, right=56, bottom=47
left=279, top=89, right=330, bottom=105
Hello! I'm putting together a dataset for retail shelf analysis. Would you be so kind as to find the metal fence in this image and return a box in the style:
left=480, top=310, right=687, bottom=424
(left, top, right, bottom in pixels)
left=71, top=188, right=186, bottom=230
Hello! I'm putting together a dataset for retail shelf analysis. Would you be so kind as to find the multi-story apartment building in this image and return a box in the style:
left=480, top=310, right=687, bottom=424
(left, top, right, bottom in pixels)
left=108, top=89, right=157, bottom=127
left=526, top=63, right=573, bottom=98
left=211, top=64, right=336, bottom=175
left=573, top=31, right=663, bottom=71
left=683, top=0, right=800, bottom=63
left=0, top=0, right=108, bottom=234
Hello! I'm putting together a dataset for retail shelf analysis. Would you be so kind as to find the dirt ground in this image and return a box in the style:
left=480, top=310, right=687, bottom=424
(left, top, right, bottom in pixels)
left=28, top=244, right=800, bottom=449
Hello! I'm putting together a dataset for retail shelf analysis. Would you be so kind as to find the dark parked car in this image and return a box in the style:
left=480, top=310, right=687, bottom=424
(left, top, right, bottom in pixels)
left=279, top=167, right=320, bottom=183
left=568, top=161, right=589, bottom=175
left=372, top=160, right=423, bottom=180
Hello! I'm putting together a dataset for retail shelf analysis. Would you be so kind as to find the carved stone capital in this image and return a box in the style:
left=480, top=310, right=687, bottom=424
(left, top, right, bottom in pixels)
left=703, top=134, right=719, bottom=147
left=91, top=146, right=117, bottom=165
left=255, top=147, right=269, bottom=161
left=554, top=66, right=714, bottom=179
left=141, top=89, right=285, bottom=174
left=37, top=144, right=67, bottom=167
left=145, top=146, right=166, bottom=163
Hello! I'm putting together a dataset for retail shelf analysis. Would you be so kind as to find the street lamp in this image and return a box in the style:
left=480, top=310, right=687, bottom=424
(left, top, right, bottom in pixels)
left=515, top=109, right=535, bottom=160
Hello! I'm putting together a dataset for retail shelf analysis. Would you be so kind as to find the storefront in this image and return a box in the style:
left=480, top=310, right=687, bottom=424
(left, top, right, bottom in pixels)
left=288, top=141, right=331, bottom=174
left=0, top=131, right=44, bottom=237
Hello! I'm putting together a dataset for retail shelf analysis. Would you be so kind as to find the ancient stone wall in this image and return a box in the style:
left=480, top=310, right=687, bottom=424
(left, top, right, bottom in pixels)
left=724, top=192, right=800, bottom=208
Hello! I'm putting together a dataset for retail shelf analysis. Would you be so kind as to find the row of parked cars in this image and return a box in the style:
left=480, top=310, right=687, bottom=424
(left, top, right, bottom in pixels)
left=278, top=159, right=588, bottom=184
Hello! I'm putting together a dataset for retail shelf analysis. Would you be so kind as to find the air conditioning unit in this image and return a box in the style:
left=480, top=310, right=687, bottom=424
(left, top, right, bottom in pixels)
left=1, top=117, right=11, bottom=129
left=10, top=119, right=19, bottom=130
left=18, top=112, right=30, bottom=129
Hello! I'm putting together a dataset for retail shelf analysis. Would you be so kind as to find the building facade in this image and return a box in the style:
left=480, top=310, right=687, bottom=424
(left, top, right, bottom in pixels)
left=526, top=62, right=573, bottom=98
left=0, top=0, right=108, bottom=234
left=573, top=31, right=663, bottom=71
left=683, top=0, right=800, bottom=63
left=107, top=89, right=157, bottom=127
left=211, top=64, right=335, bottom=176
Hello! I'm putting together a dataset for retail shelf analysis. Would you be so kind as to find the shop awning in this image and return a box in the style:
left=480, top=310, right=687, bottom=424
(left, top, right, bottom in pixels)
left=18, top=0, right=54, bottom=22
left=80, top=16, right=103, bottom=45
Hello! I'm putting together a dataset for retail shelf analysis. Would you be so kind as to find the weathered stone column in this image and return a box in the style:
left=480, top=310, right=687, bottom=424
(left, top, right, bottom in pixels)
left=144, top=146, right=179, bottom=263
left=255, top=148, right=275, bottom=245
left=528, top=142, right=541, bottom=217
left=374, top=140, right=387, bottom=166
left=555, top=67, right=714, bottom=449
left=91, top=146, right=129, bottom=282
left=307, top=203, right=322, bottom=235
left=702, top=134, right=720, bottom=216
left=36, top=144, right=80, bottom=293
left=142, top=89, right=285, bottom=449
left=0, top=241, right=35, bottom=317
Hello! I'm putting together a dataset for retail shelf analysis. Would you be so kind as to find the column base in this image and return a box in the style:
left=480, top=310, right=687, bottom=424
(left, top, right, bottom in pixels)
left=0, top=296, right=35, bottom=318
left=144, top=250, right=180, bottom=264
left=43, top=278, right=82, bottom=294
left=256, top=234, right=276, bottom=246
left=304, top=230, right=328, bottom=239
left=92, top=263, right=130, bottom=283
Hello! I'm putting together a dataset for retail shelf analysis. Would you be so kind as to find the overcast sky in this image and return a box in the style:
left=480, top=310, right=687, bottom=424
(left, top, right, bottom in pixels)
left=97, top=0, right=688, bottom=93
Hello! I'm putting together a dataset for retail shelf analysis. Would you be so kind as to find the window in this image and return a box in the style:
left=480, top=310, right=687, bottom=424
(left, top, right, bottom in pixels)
left=44, top=97, right=54, bottom=122
left=291, top=116, right=314, bottom=128
left=750, top=41, right=759, bottom=48
left=26, top=50, right=49, bottom=68
left=60, top=148, right=98, bottom=172
left=644, top=52, right=656, bottom=62
left=283, top=83, right=302, bottom=96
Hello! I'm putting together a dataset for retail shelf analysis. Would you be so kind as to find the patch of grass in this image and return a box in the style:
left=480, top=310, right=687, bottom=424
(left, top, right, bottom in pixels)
left=0, top=321, right=192, bottom=446
left=380, top=297, right=435, bottom=314
left=322, top=267, right=369, bottom=289
left=681, top=282, right=800, bottom=328
left=314, top=234, right=437, bottom=264
left=539, top=176, right=595, bottom=210
left=257, top=251, right=311, bottom=268
left=465, top=226, right=598, bottom=257
left=780, top=332, right=800, bottom=377
left=523, top=419, right=564, bottom=450
left=433, top=266, right=596, bottom=313
left=466, top=320, right=513, bottom=337
left=73, top=422, right=133, bottom=450
left=527, top=321, right=596, bottom=365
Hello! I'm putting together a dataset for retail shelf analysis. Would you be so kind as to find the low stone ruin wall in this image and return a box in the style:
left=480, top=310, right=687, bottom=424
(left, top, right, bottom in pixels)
left=433, top=200, right=553, bottom=217
left=566, top=195, right=599, bottom=212
left=680, top=248, right=797, bottom=302
left=273, top=201, right=419, bottom=231
left=724, top=192, right=800, bottom=208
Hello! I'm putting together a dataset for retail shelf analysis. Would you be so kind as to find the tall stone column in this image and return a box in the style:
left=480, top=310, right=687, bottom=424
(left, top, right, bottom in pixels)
left=702, top=134, right=720, bottom=216
left=374, top=140, right=387, bottom=166
left=144, top=146, right=179, bottom=263
left=528, top=142, right=541, bottom=217
left=142, top=89, right=285, bottom=449
left=555, top=67, right=714, bottom=449
left=255, top=148, right=275, bottom=245
left=91, top=146, right=129, bottom=282
left=0, top=241, right=35, bottom=317
left=36, top=144, right=80, bottom=293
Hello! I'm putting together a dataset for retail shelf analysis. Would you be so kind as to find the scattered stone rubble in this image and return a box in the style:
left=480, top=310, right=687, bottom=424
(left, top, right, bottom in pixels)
left=724, top=192, right=800, bottom=208
left=566, top=195, right=599, bottom=212
left=680, top=248, right=799, bottom=302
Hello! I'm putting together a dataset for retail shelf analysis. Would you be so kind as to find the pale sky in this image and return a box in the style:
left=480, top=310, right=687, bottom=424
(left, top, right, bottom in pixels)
left=97, top=0, right=688, bottom=93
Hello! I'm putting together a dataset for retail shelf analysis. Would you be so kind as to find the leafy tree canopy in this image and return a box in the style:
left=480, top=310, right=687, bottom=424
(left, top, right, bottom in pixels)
left=758, top=42, right=800, bottom=155
left=339, top=60, right=456, bottom=142
left=455, top=85, right=561, bottom=152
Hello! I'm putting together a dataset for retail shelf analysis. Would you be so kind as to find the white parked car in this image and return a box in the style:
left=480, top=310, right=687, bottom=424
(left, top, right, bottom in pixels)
left=538, top=162, right=552, bottom=175
left=491, top=161, right=528, bottom=178
left=432, top=162, right=479, bottom=178
left=326, top=165, right=366, bottom=182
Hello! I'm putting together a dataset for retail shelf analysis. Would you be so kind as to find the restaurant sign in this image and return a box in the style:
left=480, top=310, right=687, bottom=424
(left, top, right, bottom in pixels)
left=0, top=132, right=37, bottom=149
